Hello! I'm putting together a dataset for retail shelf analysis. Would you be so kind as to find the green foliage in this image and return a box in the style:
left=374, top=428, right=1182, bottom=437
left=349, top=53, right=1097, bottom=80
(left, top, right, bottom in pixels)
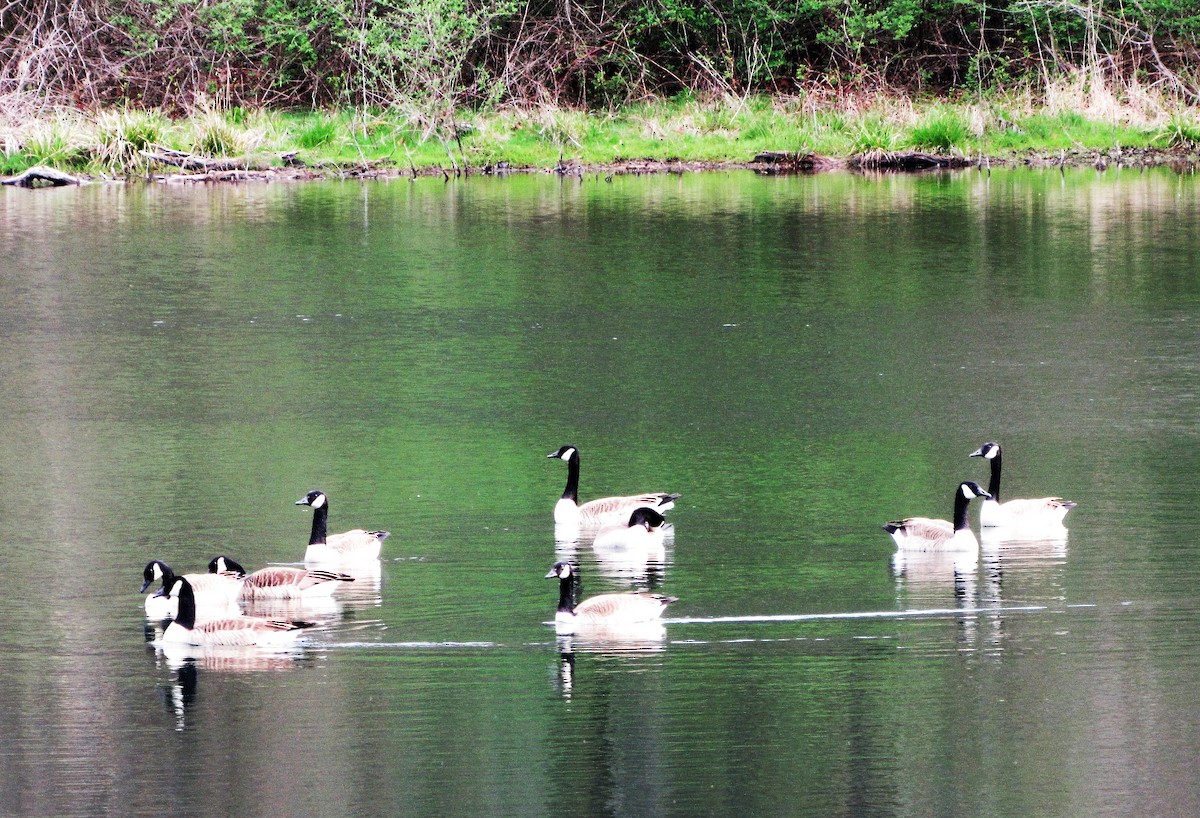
left=91, top=109, right=166, bottom=172
left=0, top=152, right=31, bottom=175
left=190, top=108, right=256, bottom=156
left=21, top=124, right=84, bottom=167
left=908, top=110, right=969, bottom=151
left=8, top=0, right=1200, bottom=111
left=297, top=116, right=341, bottom=149
left=1154, top=114, right=1200, bottom=149
left=852, top=115, right=900, bottom=153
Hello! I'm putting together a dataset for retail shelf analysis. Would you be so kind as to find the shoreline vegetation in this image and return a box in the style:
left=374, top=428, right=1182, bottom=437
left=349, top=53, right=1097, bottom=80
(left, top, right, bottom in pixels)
left=2, top=2, right=1200, bottom=183
left=3, top=91, right=1200, bottom=187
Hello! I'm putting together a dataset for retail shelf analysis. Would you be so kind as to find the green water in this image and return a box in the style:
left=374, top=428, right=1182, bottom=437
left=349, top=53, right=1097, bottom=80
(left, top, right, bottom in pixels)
left=2, top=168, right=1200, bottom=817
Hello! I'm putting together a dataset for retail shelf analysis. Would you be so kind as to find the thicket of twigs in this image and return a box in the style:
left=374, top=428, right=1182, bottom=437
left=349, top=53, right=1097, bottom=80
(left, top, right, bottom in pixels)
left=2, top=1, right=1198, bottom=120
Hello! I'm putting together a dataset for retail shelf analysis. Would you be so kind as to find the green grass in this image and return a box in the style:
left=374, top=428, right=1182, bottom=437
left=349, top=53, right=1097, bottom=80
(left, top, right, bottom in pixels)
left=0, top=92, right=1196, bottom=178
left=908, top=109, right=970, bottom=151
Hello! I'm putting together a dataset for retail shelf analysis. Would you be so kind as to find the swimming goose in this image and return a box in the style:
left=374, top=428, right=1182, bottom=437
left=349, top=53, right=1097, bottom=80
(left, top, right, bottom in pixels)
left=545, top=561, right=677, bottom=629
left=141, top=559, right=241, bottom=620
left=970, top=441, right=1076, bottom=530
left=883, top=480, right=992, bottom=551
left=592, top=507, right=672, bottom=551
left=547, top=445, right=680, bottom=527
left=207, top=556, right=354, bottom=600
left=295, top=490, right=390, bottom=563
left=162, top=577, right=311, bottom=647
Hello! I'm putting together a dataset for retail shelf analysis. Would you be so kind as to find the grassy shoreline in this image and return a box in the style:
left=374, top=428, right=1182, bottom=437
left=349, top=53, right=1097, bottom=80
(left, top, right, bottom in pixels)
left=4, top=90, right=1200, bottom=182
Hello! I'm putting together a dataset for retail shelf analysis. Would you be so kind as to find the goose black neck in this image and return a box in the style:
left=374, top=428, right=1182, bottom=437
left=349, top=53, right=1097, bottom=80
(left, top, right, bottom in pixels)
left=557, top=573, right=579, bottom=614
left=174, top=580, right=197, bottom=630
left=156, top=562, right=177, bottom=591
left=952, top=488, right=973, bottom=531
left=986, top=452, right=1002, bottom=501
left=308, top=501, right=329, bottom=545
left=561, top=452, right=580, bottom=503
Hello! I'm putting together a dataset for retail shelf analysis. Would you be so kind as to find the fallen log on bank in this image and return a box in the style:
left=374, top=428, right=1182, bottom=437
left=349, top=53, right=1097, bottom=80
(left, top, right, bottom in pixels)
left=849, top=151, right=971, bottom=170
left=2, top=166, right=82, bottom=187
left=750, top=152, right=842, bottom=173
left=140, top=147, right=253, bottom=172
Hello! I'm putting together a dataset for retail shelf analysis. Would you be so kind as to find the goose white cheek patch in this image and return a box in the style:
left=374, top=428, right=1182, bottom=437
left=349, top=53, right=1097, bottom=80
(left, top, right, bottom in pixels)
left=311, top=494, right=327, bottom=509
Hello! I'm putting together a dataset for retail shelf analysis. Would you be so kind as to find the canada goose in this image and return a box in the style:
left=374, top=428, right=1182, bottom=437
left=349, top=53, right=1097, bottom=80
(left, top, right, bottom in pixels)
left=547, top=445, right=680, bottom=527
left=545, top=561, right=676, bottom=629
left=295, top=490, right=390, bottom=563
left=161, top=577, right=311, bottom=647
left=207, top=556, right=354, bottom=600
left=970, top=441, right=1076, bottom=530
left=141, top=560, right=241, bottom=620
left=592, top=507, right=672, bottom=551
left=883, top=480, right=992, bottom=551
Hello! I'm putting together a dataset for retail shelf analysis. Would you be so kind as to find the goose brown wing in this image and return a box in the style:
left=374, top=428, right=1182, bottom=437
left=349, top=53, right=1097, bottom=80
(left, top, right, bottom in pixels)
left=888, top=517, right=954, bottom=542
left=192, top=616, right=305, bottom=646
left=324, top=529, right=391, bottom=554
left=244, top=566, right=309, bottom=588
left=577, top=494, right=676, bottom=522
left=999, top=497, right=1076, bottom=517
left=573, top=592, right=673, bottom=622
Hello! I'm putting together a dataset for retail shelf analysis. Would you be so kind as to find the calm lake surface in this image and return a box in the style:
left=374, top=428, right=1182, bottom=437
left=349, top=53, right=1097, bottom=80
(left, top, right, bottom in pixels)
left=2, top=167, right=1200, bottom=817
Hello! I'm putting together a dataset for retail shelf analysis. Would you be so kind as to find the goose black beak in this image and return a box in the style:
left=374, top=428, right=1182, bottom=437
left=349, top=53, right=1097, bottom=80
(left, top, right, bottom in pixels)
left=295, top=497, right=309, bottom=505
left=139, top=579, right=153, bottom=593
left=545, top=568, right=559, bottom=579
left=969, top=447, right=985, bottom=457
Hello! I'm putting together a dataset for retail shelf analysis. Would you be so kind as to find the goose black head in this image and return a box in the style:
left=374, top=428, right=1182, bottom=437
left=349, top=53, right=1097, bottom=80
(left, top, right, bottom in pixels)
left=959, top=480, right=992, bottom=500
left=140, top=559, right=171, bottom=593
left=547, top=445, right=578, bottom=462
left=207, top=555, right=247, bottom=578
left=545, top=561, right=574, bottom=580
left=296, top=490, right=328, bottom=509
left=969, top=442, right=1001, bottom=460
left=627, top=507, right=667, bottom=530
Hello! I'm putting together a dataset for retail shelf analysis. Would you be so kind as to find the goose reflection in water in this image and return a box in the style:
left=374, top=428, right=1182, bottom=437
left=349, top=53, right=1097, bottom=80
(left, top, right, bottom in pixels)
left=978, top=532, right=1070, bottom=610
left=891, top=548, right=980, bottom=607
left=147, top=636, right=307, bottom=731
left=590, top=514, right=676, bottom=587
left=591, top=543, right=671, bottom=588
left=303, top=558, right=384, bottom=608
left=892, top=548, right=984, bottom=646
left=159, top=660, right=197, bottom=733
left=552, top=629, right=669, bottom=700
